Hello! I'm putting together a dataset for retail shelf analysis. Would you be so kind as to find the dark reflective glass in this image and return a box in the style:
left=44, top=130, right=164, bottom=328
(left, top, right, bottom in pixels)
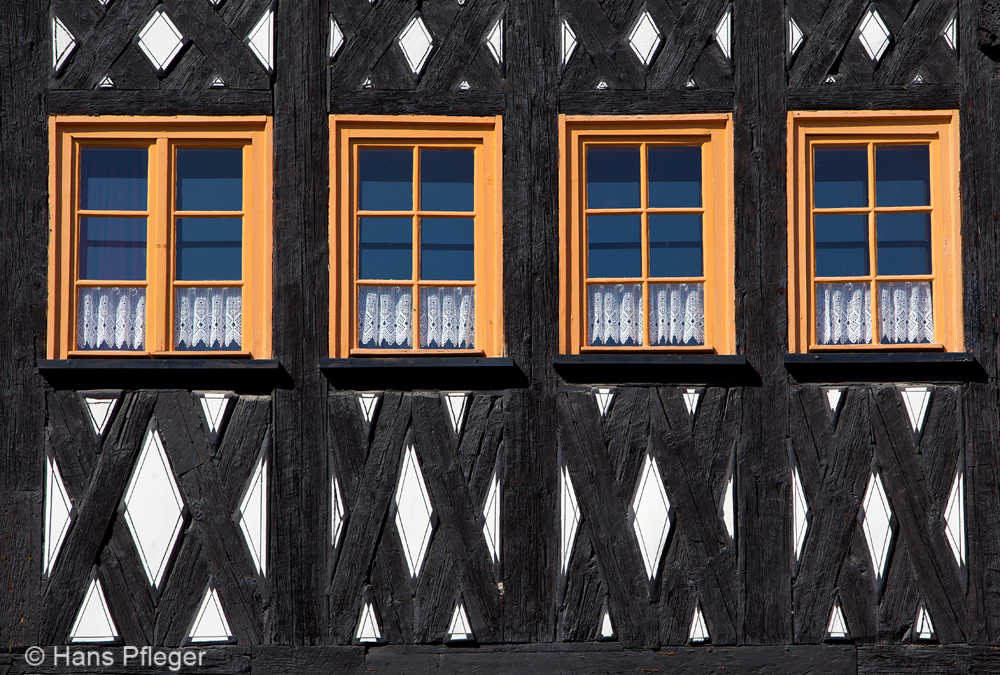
left=79, top=217, right=147, bottom=280
left=814, top=147, right=868, bottom=208
left=876, top=145, right=930, bottom=206
left=649, top=214, right=703, bottom=277
left=359, top=217, right=412, bottom=280
left=877, top=213, right=932, bottom=275
left=421, top=149, right=474, bottom=212
left=80, top=148, right=148, bottom=211
left=814, top=214, right=869, bottom=277
left=360, top=149, right=412, bottom=211
left=176, top=149, right=243, bottom=211
left=587, top=214, right=641, bottom=278
left=176, top=218, right=242, bottom=281
left=587, top=147, right=640, bottom=209
left=420, top=218, right=474, bottom=281
left=648, top=147, right=701, bottom=208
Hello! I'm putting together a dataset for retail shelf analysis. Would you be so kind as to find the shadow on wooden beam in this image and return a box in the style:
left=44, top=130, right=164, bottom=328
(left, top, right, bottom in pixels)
left=37, top=359, right=291, bottom=393
left=784, top=352, right=985, bottom=384
left=553, top=355, right=759, bottom=386
left=320, top=357, right=527, bottom=391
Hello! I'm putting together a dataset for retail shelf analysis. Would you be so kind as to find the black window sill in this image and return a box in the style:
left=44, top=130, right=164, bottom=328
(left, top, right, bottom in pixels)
left=784, top=352, right=985, bottom=384
left=552, top=354, right=758, bottom=386
left=320, top=357, right=527, bottom=390
left=37, top=359, right=290, bottom=392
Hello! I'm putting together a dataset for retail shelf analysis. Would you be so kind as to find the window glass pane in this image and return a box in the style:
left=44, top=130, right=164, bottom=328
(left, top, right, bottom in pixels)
left=587, top=147, right=640, bottom=209
left=360, top=149, right=412, bottom=211
left=814, top=214, right=869, bottom=277
left=79, top=217, right=147, bottom=280
left=814, top=147, right=868, bottom=208
left=649, top=214, right=703, bottom=277
left=176, top=218, right=242, bottom=281
left=876, top=145, right=930, bottom=207
left=587, top=214, right=641, bottom=278
left=358, top=286, right=412, bottom=348
left=359, top=217, right=412, bottom=280
left=879, top=281, right=933, bottom=344
left=421, top=149, right=474, bottom=212
left=80, top=148, right=148, bottom=211
left=77, top=287, right=145, bottom=351
left=876, top=213, right=932, bottom=276
left=649, top=283, right=704, bottom=346
left=816, top=282, right=872, bottom=345
left=176, top=148, right=243, bottom=211
left=588, top=283, right=643, bottom=346
left=420, top=218, right=474, bottom=281
left=648, top=146, right=701, bottom=207
left=420, top=287, right=475, bottom=349
left=175, top=287, right=242, bottom=351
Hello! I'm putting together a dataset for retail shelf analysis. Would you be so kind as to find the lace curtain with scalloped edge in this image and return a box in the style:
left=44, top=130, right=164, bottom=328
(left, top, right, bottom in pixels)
left=77, top=287, right=145, bottom=350
left=175, top=287, right=242, bottom=350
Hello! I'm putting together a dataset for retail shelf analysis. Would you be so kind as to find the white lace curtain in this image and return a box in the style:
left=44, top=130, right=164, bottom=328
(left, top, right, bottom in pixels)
left=879, top=281, right=933, bottom=344
left=589, top=284, right=643, bottom=346
left=77, top=287, right=145, bottom=350
left=359, top=286, right=413, bottom=348
left=420, top=287, right=474, bottom=349
left=650, top=283, right=705, bottom=346
left=816, top=281, right=933, bottom=345
left=175, top=287, right=242, bottom=350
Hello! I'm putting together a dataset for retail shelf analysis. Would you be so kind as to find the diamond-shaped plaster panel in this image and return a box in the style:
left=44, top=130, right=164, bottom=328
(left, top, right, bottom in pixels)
left=628, top=11, right=661, bottom=67
left=395, top=441, right=434, bottom=577
left=123, top=427, right=185, bottom=588
left=861, top=472, right=895, bottom=582
left=137, top=9, right=186, bottom=73
left=858, top=8, right=890, bottom=62
left=631, top=454, right=671, bottom=579
left=398, top=16, right=434, bottom=76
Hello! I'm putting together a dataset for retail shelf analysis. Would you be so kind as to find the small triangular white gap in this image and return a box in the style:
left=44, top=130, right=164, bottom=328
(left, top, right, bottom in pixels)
left=361, top=76, right=374, bottom=89
left=824, top=387, right=844, bottom=418
left=561, top=18, right=578, bottom=67
left=942, top=13, right=957, bottom=51
left=482, top=471, right=501, bottom=564
left=52, top=16, right=76, bottom=71
left=827, top=601, right=849, bottom=640
left=188, top=586, right=232, bottom=643
left=44, top=455, right=73, bottom=575
left=69, top=578, right=118, bottom=643
left=789, top=16, right=804, bottom=55
left=485, top=14, right=503, bottom=67
left=245, top=8, right=274, bottom=73
left=912, top=73, right=925, bottom=84
left=84, top=397, right=116, bottom=436
left=915, top=605, right=935, bottom=641
left=197, top=392, right=231, bottom=435
left=332, top=475, right=346, bottom=549
left=599, top=607, right=614, bottom=638
left=593, top=387, right=614, bottom=418
left=97, top=75, right=114, bottom=89
left=444, top=393, right=469, bottom=435
left=714, top=6, right=732, bottom=60
left=238, top=456, right=267, bottom=576
left=792, top=466, right=809, bottom=560
left=595, top=79, right=609, bottom=90
left=329, top=16, right=344, bottom=59
left=689, top=603, right=710, bottom=643
left=357, top=393, right=380, bottom=424
left=722, top=473, right=735, bottom=541
left=944, top=469, right=965, bottom=567
left=458, top=79, right=471, bottom=91
left=210, top=74, right=226, bottom=88
left=560, top=464, right=581, bottom=574
left=356, top=602, right=382, bottom=643
left=685, top=77, right=697, bottom=89
left=825, top=74, right=837, bottom=84
left=900, top=386, right=931, bottom=433
left=682, top=388, right=700, bottom=417
left=447, top=602, right=474, bottom=642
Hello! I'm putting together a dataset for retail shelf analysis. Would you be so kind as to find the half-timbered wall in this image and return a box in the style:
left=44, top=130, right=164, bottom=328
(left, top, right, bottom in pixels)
left=3, top=0, right=1000, bottom=673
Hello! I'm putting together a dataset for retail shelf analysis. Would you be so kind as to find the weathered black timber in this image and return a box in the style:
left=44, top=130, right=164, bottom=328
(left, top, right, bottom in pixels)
left=47, top=90, right=274, bottom=115
left=553, top=354, right=757, bottom=386
left=320, top=357, right=526, bottom=390
left=784, top=352, right=985, bottom=383
left=37, top=359, right=290, bottom=393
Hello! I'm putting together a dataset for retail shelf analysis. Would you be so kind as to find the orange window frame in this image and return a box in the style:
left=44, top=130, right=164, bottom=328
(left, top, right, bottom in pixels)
left=787, top=110, right=962, bottom=353
left=329, top=115, right=503, bottom=358
left=558, top=114, right=735, bottom=355
left=48, top=116, right=273, bottom=359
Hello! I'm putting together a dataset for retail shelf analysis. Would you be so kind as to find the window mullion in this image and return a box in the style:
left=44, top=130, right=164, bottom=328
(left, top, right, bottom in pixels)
left=151, top=137, right=171, bottom=353
left=412, top=146, right=420, bottom=351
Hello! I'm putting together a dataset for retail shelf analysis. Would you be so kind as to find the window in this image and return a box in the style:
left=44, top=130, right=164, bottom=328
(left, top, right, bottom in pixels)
left=48, top=116, right=272, bottom=359
left=330, top=116, right=503, bottom=357
left=558, top=115, right=734, bottom=354
left=787, top=111, right=961, bottom=352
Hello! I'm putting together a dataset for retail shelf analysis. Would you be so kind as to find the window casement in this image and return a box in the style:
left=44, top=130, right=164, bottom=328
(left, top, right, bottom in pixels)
left=48, top=116, right=272, bottom=359
left=558, top=115, right=734, bottom=354
left=329, top=115, right=503, bottom=357
left=787, top=111, right=962, bottom=353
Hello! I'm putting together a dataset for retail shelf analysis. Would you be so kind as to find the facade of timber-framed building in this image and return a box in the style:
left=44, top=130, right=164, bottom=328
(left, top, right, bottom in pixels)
left=5, top=0, right=1000, bottom=673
